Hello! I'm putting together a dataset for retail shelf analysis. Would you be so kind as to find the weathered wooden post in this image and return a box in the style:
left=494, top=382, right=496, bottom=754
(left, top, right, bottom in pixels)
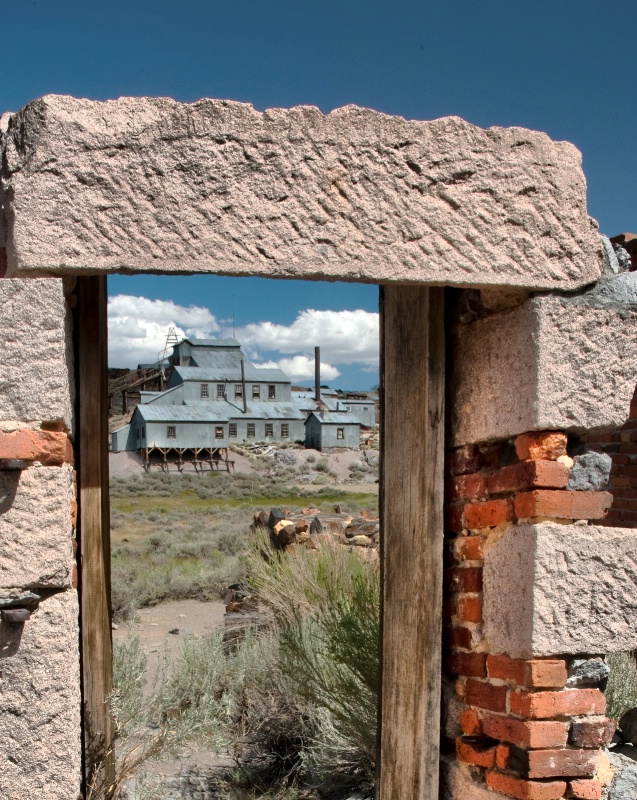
left=377, top=285, right=445, bottom=800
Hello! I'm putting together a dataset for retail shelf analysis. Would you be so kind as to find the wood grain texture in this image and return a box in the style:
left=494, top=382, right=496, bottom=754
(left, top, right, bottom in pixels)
left=377, top=285, right=445, bottom=800
left=78, top=276, right=115, bottom=791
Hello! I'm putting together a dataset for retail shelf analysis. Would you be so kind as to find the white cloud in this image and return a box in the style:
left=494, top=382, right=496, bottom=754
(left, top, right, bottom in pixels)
left=255, top=356, right=341, bottom=383
left=235, top=309, right=379, bottom=366
left=108, top=295, right=219, bottom=367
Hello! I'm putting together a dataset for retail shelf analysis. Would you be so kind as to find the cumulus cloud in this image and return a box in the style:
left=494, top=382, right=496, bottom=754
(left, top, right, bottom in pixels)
left=254, top=356, right=341, bottom=383
left=235, top=309, right=379, bottom=366
left=108, top=295, right=219, bottom=367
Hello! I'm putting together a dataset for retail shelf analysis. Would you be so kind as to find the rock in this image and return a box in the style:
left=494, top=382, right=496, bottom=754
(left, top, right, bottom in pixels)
left=349, top=534, right=373, bottom=547
left=169, top=628, right=180, bottom=635
left=274, top=449, right=297, bottom=466
left=620, top=709, right=637, bottom=746
left=602, top=234, right=622, bottom=276
left=604, top=750, right=637, bottom=798
left=568, top=657, right=611, bottom=686
left=2, top=95, right=601, bottom=291
left=568, top=451, right=612, bottom=491
left=309, top=516, right=323, bottom=534
left=557, top=454, right=575, bottom=469
left=484, top=523, right=637, bottom=657
left=614, top=244, right=634, bottom=272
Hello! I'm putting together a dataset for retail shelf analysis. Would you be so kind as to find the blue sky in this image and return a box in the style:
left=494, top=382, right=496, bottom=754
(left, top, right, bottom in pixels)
left=1, top=1, right=635, bottom=387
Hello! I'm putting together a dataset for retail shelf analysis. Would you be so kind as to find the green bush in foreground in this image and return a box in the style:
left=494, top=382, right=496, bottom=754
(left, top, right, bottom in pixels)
left=606, top=651, right=637, bottom=722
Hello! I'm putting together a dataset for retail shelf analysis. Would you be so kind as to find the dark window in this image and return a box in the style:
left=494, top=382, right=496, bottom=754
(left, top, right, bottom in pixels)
left=281, top=424, right=289, bottom=438
left=337, top=428, right=345, bottom=440
left=229, top=423, right=237, bottom=437
left=268, top=385, right=276, bottom=399
left=235, top=384, right=243, bottom=399
left=142, top=427, right=146, bottom=439
left=167, top=426, right=176, bottom=438
left=252, top=385, right=261, bottom=399
left=215, top=426, right=224, bottom=439
left=217, top=384, right=225, bottom=398
left=247, top=423, right=255, bottom=437
left=200, top=383, right=209, bottom=398
left=265, top=423, right=273, bottom=437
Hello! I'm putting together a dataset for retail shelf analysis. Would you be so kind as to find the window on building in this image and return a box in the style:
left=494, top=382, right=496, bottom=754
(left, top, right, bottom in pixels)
left=265, top=423, right=273, bottom=437
left=337, top=428, right=345, bottom=440
left=215, top=426, right=224, bottom=439
left=200, top=383, right=209, bottom=398
left=247, top=423, right=255, bottom=437
left=142, top=427, right=146, bottom=439
left=268, top=385, right=276, bottom=399
left=229, top=423, right=237, bottom=437
left=252, top=385, right=260, bottom=399
left=167, top=426, right=176, bottom=438
left=235, top=384, right=243, bottom=399
left=217, top=384, right=225, bottom=399
left=281, top=423, right=289, bottom=438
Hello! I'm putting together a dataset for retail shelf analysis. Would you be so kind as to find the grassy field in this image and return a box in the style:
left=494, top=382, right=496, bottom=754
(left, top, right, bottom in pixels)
left=110, top=469, right=377, bottom=621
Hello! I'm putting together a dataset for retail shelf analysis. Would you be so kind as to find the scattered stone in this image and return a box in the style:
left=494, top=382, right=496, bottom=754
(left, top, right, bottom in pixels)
left=349, top=534, right=373, bottom=547
left=568, top=657, right=611, bottom=686
left=568, top=451, right=612, bottom=491
left=169, top=628, right=180, bottom=635
left=604, top=750, right=637, bottom=798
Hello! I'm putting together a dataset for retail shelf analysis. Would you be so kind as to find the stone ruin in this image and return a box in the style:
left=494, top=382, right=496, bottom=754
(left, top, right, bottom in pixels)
left=0, top=94, right=636, bottom=799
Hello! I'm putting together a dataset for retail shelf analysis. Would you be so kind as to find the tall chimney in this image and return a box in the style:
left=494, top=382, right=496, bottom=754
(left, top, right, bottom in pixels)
left=314, top=346, right=321, bottom=402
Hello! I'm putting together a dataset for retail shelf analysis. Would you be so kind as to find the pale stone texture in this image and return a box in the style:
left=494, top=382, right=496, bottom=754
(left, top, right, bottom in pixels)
left=484, top=523, right=637, bottom=658
left=0, top=589, right=81, bottom=800
left=441, top=755, right=509, bottom=800
left=0, top=278, right=73, bottom=431
left=0, top=95, right=602, bottom=289
left=451, top=294, right=637, bottom=445
left=0, top=465, right=74, bottom=590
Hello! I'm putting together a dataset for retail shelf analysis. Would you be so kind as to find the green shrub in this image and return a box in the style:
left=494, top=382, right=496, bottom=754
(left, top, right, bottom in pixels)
left=313, top=458, right=330, bottom=473
left=606, top=652, right=637, bottom=722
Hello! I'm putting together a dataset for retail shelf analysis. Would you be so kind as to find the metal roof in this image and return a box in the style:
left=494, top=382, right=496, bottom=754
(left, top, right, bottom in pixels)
left=305, top=412, right=361, bottom=426
left=134, top=405, right=230, bottom=423
left=184, top=399, right=306, bottom=420
left=173, top=365, right=289, bottom=382
left=178, top=338, right=240, bottom=348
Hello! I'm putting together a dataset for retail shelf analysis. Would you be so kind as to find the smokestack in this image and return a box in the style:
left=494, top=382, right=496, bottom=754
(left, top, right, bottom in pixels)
left=240, top=358, right=247, bottom=413
left=314, top=346, right=321, bottom=402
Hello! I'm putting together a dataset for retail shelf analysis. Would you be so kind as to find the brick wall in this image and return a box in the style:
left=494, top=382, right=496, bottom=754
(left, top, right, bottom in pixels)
left=444, top=431, right=616, bottom=800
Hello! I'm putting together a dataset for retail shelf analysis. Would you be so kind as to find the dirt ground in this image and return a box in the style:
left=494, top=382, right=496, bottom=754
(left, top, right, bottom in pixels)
left=114, top=599, right=232, bottom=784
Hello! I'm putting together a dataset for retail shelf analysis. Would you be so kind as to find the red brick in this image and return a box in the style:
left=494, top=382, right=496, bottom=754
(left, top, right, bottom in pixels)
left=446, top=472, right=486, bottom=502
left=487, top=655, right=567, bottom=689
left=460, top=708, right=482, bottom=735
left=456, top=595, right=483, bottom=623
left=515, top=490, right=613, bottom=521
left=453, top=535, right=484, bottom=562
left=496, top=743, right=511, bottom=770
left=70, top=498, right=78, bottom=528
left=444, top=566, right=483, bottom=593
left=486, top=770, right=567, bottom=800
left=447, top=445, right=486, bottom=476
left=445, top=504, right=464, bottom=533
left=568, top=778, right=603, bottom=800
left=0, top=428, right=72, bottom=464
left=486, top=460, right=570, bottom=495
left=464, top=498, right=513, bottom=529
left=445, top=625, right=473, bottom=650
left=465, top=679, right=508, bottom=712
left=515, top=432, right=568, bottom=461
left=455, top=736, right=496, bottom=768
left=569, top=717, right=615, bottom=748
left=510, top=689, right=605, bottom=719
left=507, top=747, right=599, bottom=779
left=448, top=651, right=487, bottom=678
left=482, top=714, right=568, bottom=749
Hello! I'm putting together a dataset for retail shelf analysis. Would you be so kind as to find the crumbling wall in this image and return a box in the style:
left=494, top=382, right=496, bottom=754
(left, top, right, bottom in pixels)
left=0, top=278, right=80, bottom=800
